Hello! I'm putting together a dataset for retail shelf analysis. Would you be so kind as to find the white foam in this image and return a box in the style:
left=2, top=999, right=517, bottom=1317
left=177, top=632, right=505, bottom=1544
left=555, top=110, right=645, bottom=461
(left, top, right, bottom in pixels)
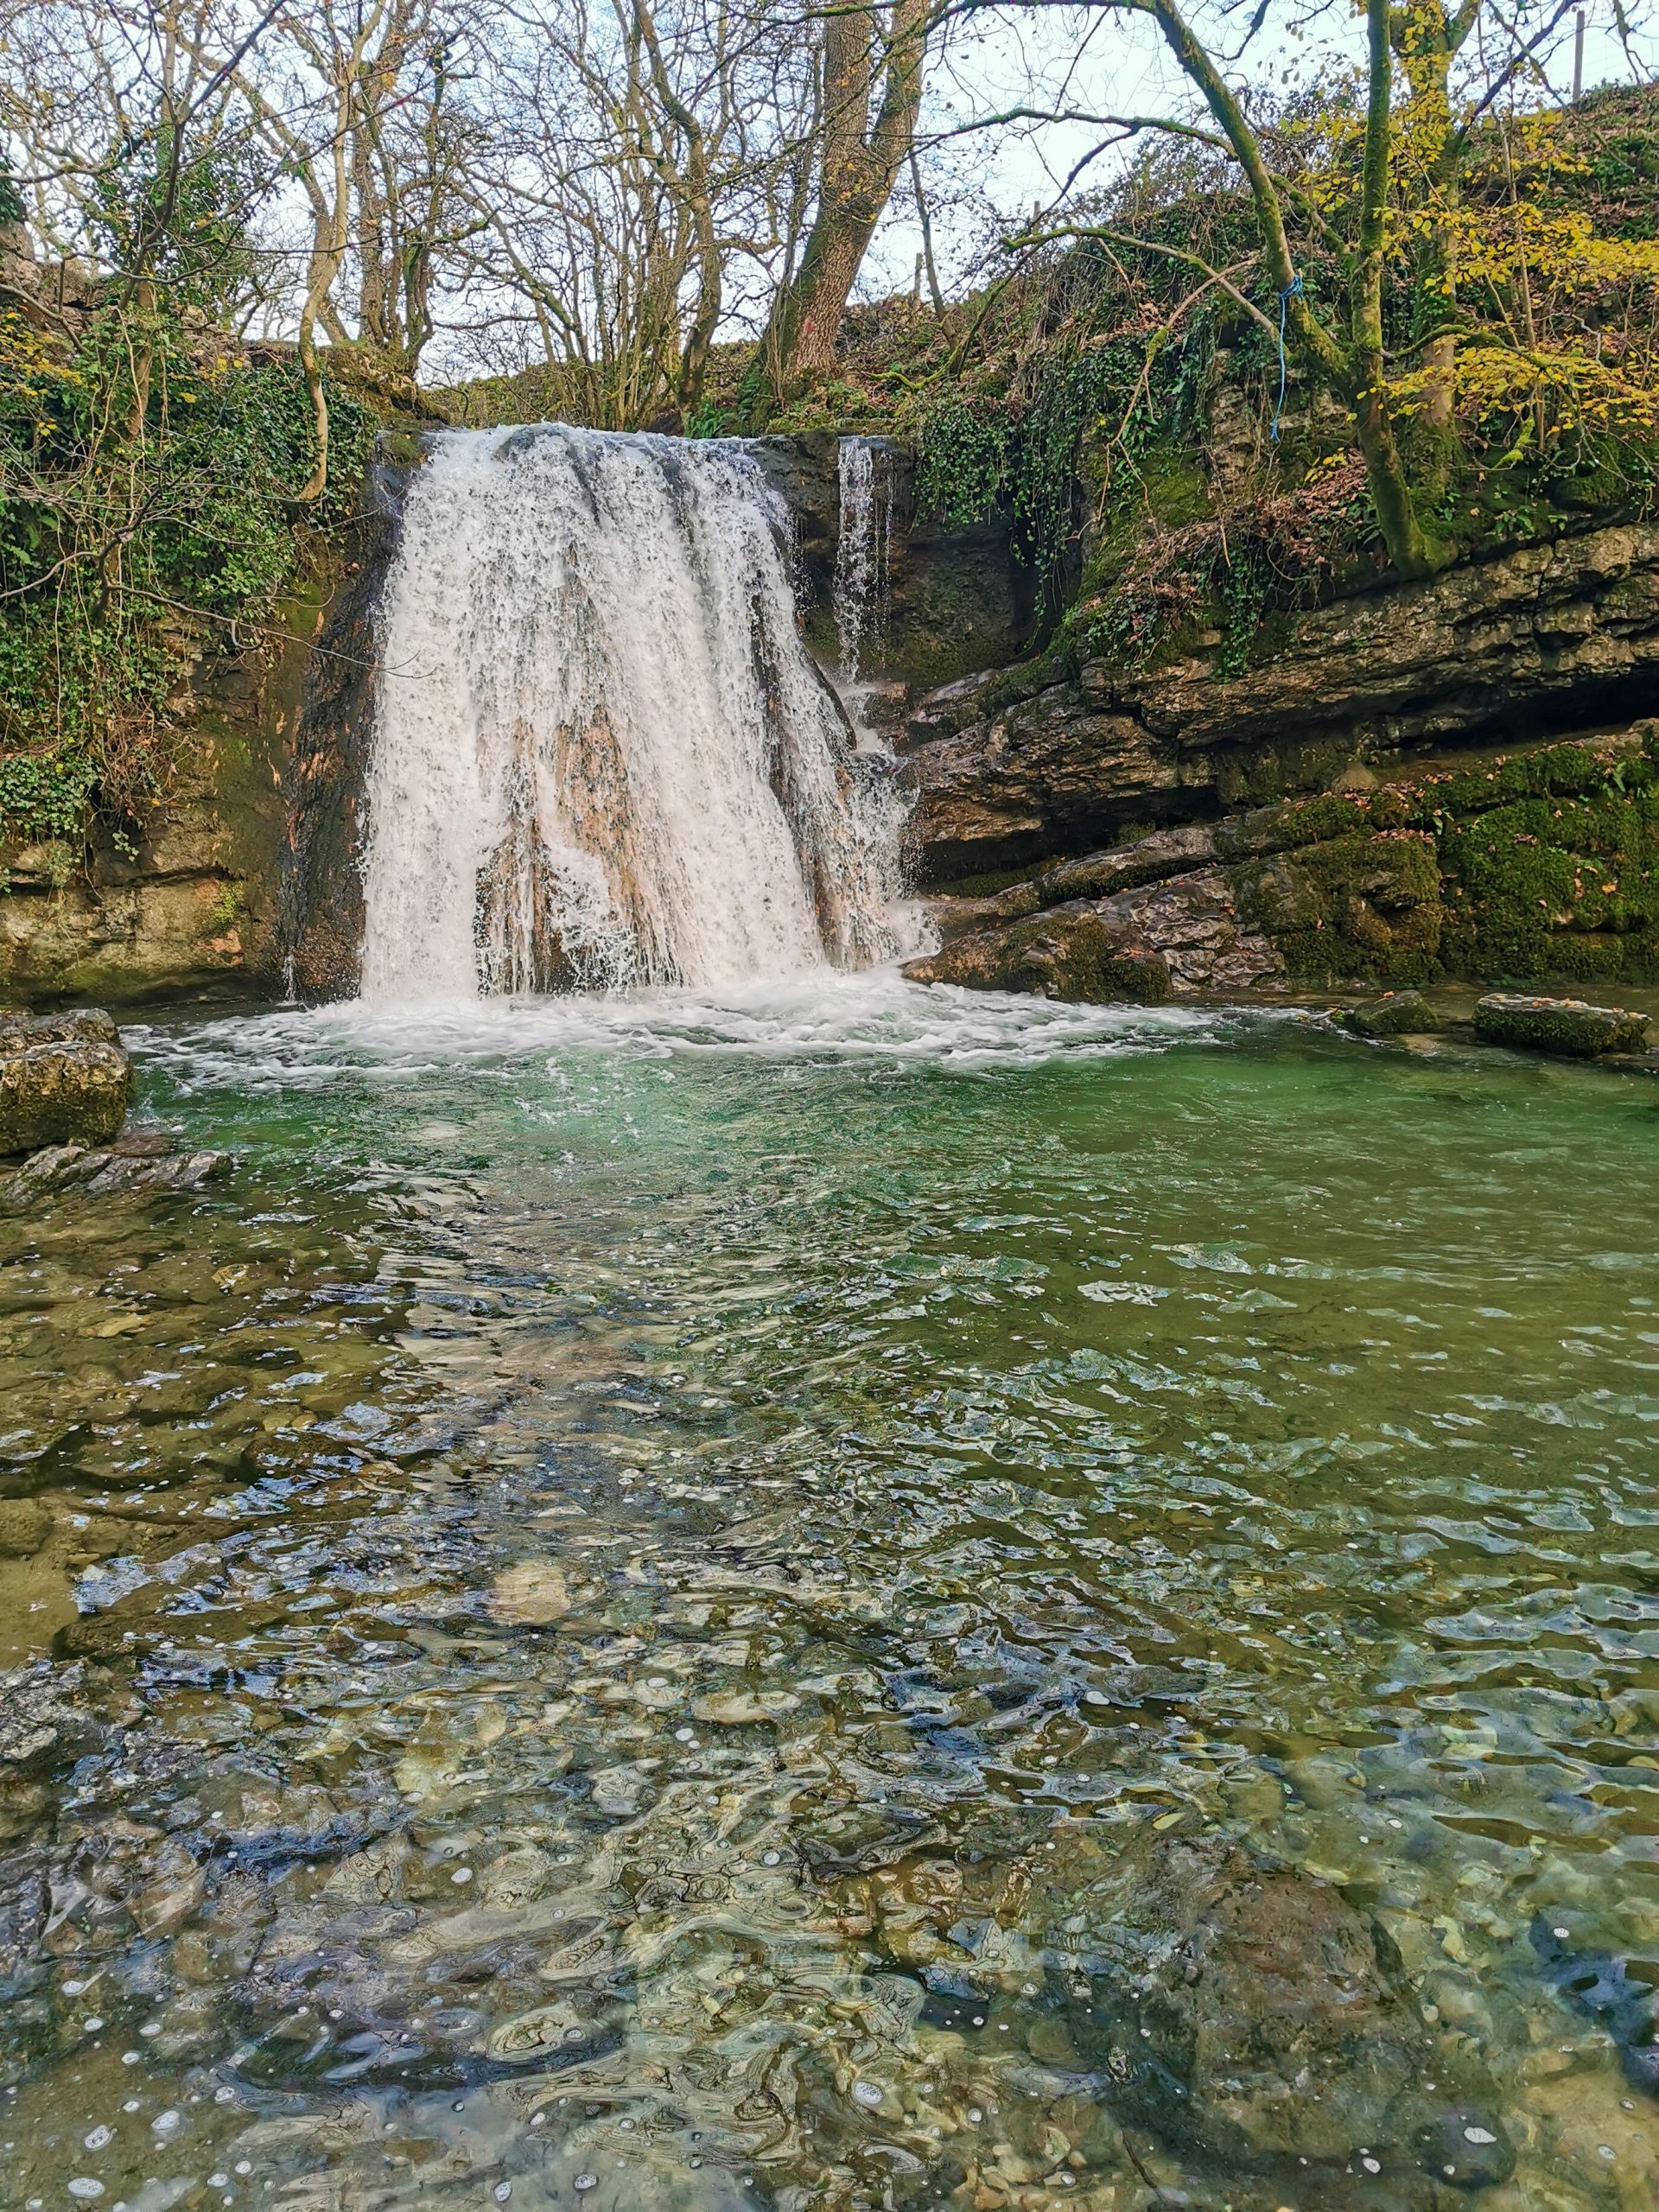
left=130, top=970, right=1277, bottom=1095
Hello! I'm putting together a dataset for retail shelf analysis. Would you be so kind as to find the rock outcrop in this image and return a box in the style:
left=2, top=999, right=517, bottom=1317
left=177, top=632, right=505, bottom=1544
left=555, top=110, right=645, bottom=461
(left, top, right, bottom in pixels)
left=907, top=866, right=1281, bottom=1000
left=0, top=437, right=424, bottom=1010
left=0, top=1006, right=130, bottom=1153
left=904, top=523, right=1659, bottom=881
left=907, top=725, right=1659, bottom=999
left=0, top=1004, right=227, bottom=1197
left=0, top=1134, right=230, bottom=1208
left=749, top=433, right=1033, bottom=689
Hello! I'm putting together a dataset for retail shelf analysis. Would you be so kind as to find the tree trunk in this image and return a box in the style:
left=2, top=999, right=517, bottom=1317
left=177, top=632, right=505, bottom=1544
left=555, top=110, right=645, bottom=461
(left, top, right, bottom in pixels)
left=765, top=0, right=927, bottom=397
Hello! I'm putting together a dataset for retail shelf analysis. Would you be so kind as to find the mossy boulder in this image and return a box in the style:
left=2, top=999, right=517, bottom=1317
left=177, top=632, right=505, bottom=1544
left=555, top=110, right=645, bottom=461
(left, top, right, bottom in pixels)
left=0, top=1007, right=131, bottom=1155
left=904, top=906, right=1173, bottom=1002
left=1231, top=830, right=1442, bottom=984
left=1341, top=990, right=1440, bottom=1038
left=1473, top=993, right=1650, bottom=1057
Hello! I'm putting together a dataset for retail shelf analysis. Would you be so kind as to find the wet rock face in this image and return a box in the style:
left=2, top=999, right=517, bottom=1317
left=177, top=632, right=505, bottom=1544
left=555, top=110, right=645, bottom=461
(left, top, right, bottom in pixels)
left=901, top=664, right=1191, bottom=882
left=904, top=904, right=1176, bottom=1002
left=0, top=1007, right=130, bottom=1154
left=1036, top=1826, right=1513, bottom=2194
left=748, top=433, right=1032, bottom=688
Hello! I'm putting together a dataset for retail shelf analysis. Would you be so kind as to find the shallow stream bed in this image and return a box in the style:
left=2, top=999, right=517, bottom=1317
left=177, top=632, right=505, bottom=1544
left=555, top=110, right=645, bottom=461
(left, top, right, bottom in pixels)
left=4, top=975, right=1659, bottom=2212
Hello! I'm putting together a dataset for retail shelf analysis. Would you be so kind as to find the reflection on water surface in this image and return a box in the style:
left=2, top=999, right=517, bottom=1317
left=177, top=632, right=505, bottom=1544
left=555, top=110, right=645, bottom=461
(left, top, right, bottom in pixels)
left=3, top=974, right=1659, bottom=2211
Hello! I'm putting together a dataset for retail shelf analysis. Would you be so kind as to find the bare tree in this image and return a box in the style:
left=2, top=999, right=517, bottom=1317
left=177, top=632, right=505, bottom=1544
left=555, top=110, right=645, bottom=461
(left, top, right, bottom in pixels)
left=762, top=0, right=931, bottom=397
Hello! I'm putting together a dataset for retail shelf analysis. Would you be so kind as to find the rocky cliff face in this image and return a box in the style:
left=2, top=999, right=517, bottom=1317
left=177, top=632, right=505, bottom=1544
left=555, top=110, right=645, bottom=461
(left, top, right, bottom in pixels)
left=907, top=724, right=1659, bottom=1000
left=0, top=451, right=412, bottom=1009
left=902, top=522, right=1659, bottom=883
left=750, top=431, right=1033, bottom=690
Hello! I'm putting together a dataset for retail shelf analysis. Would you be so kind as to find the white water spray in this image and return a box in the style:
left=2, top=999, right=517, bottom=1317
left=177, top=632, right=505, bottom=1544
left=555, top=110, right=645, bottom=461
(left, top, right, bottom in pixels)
left=832, top=437, right=891, bottom=684
left=358, top=425, right=909, bottom=1002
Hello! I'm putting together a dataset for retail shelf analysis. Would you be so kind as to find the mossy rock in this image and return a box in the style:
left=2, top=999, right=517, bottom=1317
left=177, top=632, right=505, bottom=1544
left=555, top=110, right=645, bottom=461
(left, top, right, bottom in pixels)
left=905, top=906, right=1173, bottom=1003
left=0, top=1010, right=131, bottom=1157
left=1233, top=831, right=1442, bottom=984
left=1214, top=791, right=1374, bottom=861
left=1473, top=993, right=1650, bottom=1057
left=1341, top=991, right=1440, bottom=1039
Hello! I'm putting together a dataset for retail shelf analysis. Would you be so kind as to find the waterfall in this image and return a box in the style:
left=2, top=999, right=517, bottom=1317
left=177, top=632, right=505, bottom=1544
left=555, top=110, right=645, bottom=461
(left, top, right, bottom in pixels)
left=833, top=438, right=890, bottom=684
left=357, top=425, right=908, bottom=1002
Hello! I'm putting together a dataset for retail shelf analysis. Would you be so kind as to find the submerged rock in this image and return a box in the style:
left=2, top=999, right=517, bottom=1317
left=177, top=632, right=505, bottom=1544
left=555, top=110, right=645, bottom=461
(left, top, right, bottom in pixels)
left=0, top=1498, right=51, bottom=1558
left=0, top=1131, right=229, bottom=1207
left=0, top=1006, right=130, bottom=1154
left=1473, top=992, right=1649, bottom=1058
left=1342, top=990, right=1440, bottom=1039
left=1032, top=1824, right=1512, bottom=2191
left=0, top=1659, right=99, bottom=1774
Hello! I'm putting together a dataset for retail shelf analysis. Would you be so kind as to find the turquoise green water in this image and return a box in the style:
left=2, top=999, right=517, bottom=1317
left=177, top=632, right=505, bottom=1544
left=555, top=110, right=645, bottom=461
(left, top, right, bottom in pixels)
left=3, top=976, right=1659, bottom=2212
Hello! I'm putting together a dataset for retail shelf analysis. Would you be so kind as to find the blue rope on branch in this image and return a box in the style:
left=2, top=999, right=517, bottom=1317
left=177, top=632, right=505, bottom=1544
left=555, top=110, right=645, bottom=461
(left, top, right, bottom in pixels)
left=1271, top=274, right=1304, bottom=442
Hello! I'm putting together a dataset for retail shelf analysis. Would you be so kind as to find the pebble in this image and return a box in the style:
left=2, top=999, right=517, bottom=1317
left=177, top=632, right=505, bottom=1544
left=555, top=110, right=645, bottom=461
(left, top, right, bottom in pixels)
left=153, top=2109, right=181, bottom=2135
left=452, top=1866, right=474, bottom=1885
left=494, top=2184, right=512, bottom=2202
left=852, top=2081, right=883, bottom=2107
left=84, top=2127, right=112, bottom=2152
left=68, top=2184, right=104, bottom=2202
left=575, top=2177, right=597, bottom=2192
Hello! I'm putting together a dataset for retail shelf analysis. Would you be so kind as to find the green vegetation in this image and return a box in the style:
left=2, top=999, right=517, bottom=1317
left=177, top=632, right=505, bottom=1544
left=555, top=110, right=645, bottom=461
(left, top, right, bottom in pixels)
left=0, top=295, right=375, bottom=853
left=647, top=86, right=1659, bottom=659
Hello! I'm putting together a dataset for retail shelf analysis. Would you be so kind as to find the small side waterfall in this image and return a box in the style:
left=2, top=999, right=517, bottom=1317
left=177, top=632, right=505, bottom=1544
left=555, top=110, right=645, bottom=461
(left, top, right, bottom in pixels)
left=357, top=426, right=908, bottom=1002
left=832, top=438, right=891, bottom=685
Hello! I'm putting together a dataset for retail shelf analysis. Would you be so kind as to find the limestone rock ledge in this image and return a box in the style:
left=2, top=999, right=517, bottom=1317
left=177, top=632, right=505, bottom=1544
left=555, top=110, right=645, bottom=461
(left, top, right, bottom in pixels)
left=903, top=521, right=1659, bottom=881
left=906, top=723, right=1659, bottom=1000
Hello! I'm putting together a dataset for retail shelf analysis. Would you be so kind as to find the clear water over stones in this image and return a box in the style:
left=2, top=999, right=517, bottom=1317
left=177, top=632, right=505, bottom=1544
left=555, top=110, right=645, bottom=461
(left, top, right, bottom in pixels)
left=3, top=983, right=1659, bottom=2209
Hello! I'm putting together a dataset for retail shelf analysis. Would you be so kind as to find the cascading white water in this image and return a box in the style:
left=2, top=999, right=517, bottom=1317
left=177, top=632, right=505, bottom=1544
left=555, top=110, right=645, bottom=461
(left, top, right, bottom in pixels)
left=358, top=425, right=909, bottom=1002
left=832, top=437, right=891, bottom=683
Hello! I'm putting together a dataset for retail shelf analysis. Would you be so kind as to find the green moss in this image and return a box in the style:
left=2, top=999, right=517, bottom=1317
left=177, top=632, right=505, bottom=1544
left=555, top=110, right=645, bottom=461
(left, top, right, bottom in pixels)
left=1403, top=738, right=1656, bottom=824
left=1434, top=782, right=1659, bottom=977
left=1473, top=993, right=1650, bottom=1056
left=1214, top=791, right=1376, bottom=859
left=1232, top=830, right=1443, bottom=983
left=1340, top=990, right=1440, bottom=1037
